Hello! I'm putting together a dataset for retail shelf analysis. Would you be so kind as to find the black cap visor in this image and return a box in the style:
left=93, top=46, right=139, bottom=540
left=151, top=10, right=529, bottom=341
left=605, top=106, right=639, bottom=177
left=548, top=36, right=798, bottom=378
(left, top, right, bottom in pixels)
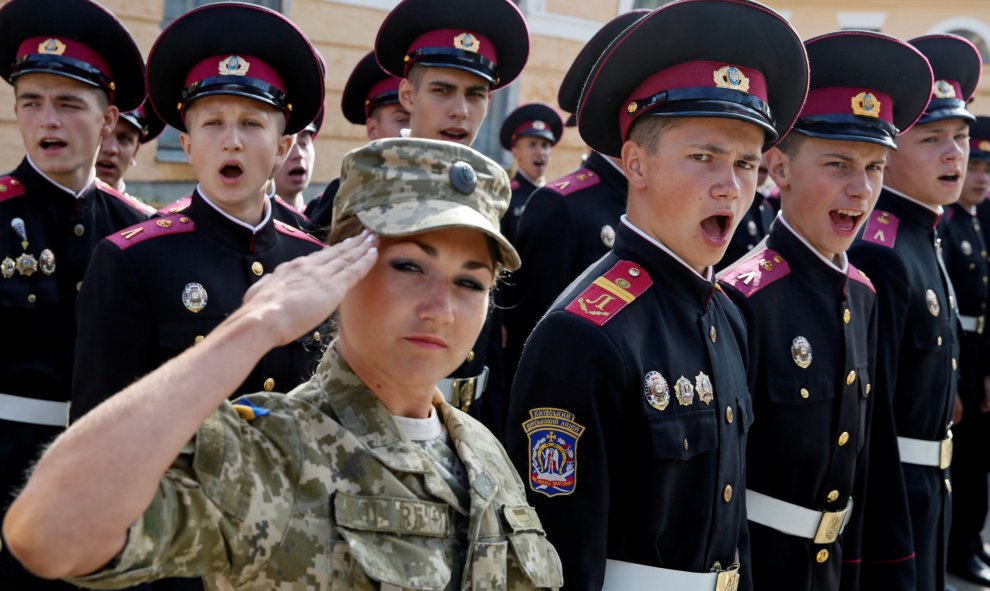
left=918, top=99, right=977, bottom=125
left=793, top=115, right=899, bottom=149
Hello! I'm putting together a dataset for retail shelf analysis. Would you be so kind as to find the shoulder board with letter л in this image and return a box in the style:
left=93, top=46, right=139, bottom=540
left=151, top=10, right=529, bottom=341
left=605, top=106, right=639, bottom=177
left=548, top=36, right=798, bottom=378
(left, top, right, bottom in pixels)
left=564, top=260, right=652, bottom=326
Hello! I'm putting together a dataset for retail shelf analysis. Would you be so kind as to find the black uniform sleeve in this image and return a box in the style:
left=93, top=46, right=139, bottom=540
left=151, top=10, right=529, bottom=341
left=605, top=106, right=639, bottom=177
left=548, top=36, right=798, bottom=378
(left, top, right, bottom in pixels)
left=304, top=178, right=340, bottom=238
left=70, top=240, right=157, bottom=421
left=847, top=243, right=917, bottom=588
left=505, top=310, right=626, bottom=590
left=505, top=190, right=578, bottom=367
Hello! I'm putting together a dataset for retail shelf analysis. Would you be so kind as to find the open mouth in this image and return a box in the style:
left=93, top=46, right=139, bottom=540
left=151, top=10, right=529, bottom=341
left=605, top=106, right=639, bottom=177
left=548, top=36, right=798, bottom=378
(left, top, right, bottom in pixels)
left=440, top=128, right=468, bottom=143
left=95, top=159, right=116, bottom=173
left=39, top=138, right=66, bottom=151
left=533, top=159, right=547, bottom=169
left=829, top=208, right=863, bottom=233
left=287, top=166, right=306, bottom=179
left=939, top=172, right=961, bottom=184
left=700, top=214, right=730, bottom=242
left=220, top=162, right=243, bottom=179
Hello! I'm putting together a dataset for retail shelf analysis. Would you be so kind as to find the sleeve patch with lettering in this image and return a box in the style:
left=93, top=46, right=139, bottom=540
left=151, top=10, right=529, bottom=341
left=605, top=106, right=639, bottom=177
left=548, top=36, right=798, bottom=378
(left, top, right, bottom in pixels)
left=523, top=408, right=585, bottom=498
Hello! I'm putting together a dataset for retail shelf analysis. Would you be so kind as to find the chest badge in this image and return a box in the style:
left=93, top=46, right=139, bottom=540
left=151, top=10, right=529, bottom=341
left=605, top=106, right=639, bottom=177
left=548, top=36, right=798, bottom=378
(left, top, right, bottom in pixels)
left=925, top=288, right=940, bottom=317
left=523, top=408, right=585, bottom=497
left=39, top=249, right=56, bottom=276
left=675, top=375, right=695, bottom=406
left=644, top=370, right=670, bottom=411
left=600, top=224, right=615, bottom=248
left=695, top=372, right=714, bottom=405
left=1, top=257, right=14, bottom=279
left=182, top=282, right=208, bottom=313
left=961, top=240, right=973, bottom=256
left=791, top=336, right=813, bottom=369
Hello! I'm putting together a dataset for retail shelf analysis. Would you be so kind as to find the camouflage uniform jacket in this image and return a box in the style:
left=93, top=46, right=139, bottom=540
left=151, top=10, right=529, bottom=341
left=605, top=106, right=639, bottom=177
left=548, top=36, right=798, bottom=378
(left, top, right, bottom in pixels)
left=67, top=344, right=563, bottom=591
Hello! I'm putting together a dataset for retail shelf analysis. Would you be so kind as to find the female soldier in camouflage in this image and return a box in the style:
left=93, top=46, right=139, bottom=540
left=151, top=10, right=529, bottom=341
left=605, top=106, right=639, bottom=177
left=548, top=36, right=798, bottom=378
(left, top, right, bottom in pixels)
left=2, top=138, right=563, bottom=591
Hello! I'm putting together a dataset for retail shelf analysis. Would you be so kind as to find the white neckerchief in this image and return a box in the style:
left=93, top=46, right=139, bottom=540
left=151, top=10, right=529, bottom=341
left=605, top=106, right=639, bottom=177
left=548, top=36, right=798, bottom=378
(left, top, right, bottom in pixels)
left=196, top=184, right=273, bottom=233
left=777, top=213, right=848, bottom=274
left=884, top=185, right=944, bottom=216
left=27, top=155, right=95, bottom=199
left=621, top=215, right=714, bottom=281
left=392, top=408, right=445, bottom=442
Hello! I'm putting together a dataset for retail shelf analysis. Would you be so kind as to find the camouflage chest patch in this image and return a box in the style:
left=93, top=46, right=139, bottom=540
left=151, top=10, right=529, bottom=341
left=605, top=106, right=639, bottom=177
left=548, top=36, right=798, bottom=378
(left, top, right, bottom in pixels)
left=522, top=408, right=585, bottom=497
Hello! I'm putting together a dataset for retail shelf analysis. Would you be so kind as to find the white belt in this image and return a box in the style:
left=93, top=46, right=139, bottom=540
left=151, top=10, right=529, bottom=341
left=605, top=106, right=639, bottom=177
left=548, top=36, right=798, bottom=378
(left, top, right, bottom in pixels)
left=898, top=433, right=952, bottom=469
left=746, top=489, right=852, bottom=544
left=437, top=366, right=489, bottom=412
left=959, top=314, right=985, bottom=334
left=0, top=392, right=68, bottom=427
left=603, top=559, right=740, bottom=591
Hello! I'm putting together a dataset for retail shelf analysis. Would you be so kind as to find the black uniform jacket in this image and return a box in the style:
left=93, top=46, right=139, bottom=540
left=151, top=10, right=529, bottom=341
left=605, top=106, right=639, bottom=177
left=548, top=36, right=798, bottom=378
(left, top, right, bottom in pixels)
left=506, top=218, right=753, bottom=589
left=938, top=202, right=989, bottom=407
left=0, top=157, right=148, bottom=576
left=70, top=190, right=327, bottom=422
left=161, top=192, right=313, bottom=233
left=716, top=188, right=776, bottom=272
left=504, top=151, right=627, bottom=378
left=303, top=176, right=340, bottom=236
left=720, top=219, right=877, bottom=591
left=848, top=188, right=960, bottom=591
left=502, top=171, right=539, bottom=246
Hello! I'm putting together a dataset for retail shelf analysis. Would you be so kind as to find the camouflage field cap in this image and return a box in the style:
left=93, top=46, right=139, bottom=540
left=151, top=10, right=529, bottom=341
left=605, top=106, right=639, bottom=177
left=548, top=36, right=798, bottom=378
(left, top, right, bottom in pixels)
left=333, top=138, right=521, bottom=271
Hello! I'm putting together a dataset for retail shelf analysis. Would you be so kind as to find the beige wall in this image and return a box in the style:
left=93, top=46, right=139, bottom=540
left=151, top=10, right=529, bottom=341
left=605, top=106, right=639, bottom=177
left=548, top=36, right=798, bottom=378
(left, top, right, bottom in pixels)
left=3, top=0, right=990, bottom=194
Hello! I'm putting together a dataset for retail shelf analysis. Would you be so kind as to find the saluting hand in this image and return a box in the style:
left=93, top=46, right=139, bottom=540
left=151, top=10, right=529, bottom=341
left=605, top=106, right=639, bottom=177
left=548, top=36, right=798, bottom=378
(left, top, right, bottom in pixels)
left=239, top=231, right=379, bottom=348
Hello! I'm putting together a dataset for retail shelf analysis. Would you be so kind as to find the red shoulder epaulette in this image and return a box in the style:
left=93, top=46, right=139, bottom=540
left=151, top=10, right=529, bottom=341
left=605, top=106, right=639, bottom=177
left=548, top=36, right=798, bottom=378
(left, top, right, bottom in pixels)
left=274, top=219, right=324, bottom=248
left=547, top=168, right=600, bottom=196
left=106, top=214, right=195, bottom=250
left=274, top=195, right=310, bottom=220
left=718, top=248, right=791, bottom=298
left=159, top=195, right=192, bottom=214
left=860, top=209, right=899, bottom=248
left=847, top=263, right=876, bottom=293
left=0, top=175, right=26, bottom=204
left=564, top=260, right=652, bottom=327
left=510, top=179, right=521, bottom=191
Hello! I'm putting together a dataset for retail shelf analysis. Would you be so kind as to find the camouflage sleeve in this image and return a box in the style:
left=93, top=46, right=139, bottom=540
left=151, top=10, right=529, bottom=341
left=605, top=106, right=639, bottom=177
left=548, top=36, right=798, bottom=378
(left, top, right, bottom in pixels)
left=65, top=398, right=302, bottom=589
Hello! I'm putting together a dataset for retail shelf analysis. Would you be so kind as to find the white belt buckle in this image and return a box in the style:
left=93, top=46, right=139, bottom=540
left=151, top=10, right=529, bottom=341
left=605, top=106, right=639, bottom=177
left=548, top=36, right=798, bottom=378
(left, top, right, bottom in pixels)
left=714, top=563, right=740, bottom=591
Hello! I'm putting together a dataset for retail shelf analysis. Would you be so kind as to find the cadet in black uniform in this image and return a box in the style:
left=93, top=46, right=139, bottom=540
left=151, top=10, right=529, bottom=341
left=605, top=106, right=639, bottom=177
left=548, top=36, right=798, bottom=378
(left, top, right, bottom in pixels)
left=719, top=31, right=932, bottom=591
left=372, top=0, right=529, bottom=437
left=848, top=33, right=981, bottom=591
left=70, top=4, right=327, bottom=425
left=503, top=10, right=646, bottom=390
left=304, top=51, right=408, bottom=230
left=506, top=1, right=809, bottom=587
left=499, top=102, right=564, bottom=245
left=273, top=108, right=324, bottom=219
left=0, top=1, right=148, bottom=589
left=944, top=115, right=990, bottom=586
left=96, top=100, right=165, bottom=212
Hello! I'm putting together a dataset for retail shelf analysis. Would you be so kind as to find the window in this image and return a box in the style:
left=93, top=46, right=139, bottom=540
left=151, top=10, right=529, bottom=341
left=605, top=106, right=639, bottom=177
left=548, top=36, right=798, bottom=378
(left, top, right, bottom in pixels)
left=929, top=17, right=990, bottom=65
left=948, top=28, right=990, bottom=64
left=156, top=0, right=284, bottom=162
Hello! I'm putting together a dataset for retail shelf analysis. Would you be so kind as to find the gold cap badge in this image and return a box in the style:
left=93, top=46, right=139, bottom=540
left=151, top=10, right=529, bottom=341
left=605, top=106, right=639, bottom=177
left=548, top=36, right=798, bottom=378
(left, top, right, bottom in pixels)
left=933, top=80, right=956, bottom=99
left=453, top=32, right=480, bottom=53
left=218, top=55, right=250, bottom=76
left=38, top=38, right=66, bottom=56
left=713, top=65, right=750, bottom=94
left=532, top=120, right=546, bottom=130
left=851, top=92, right=881, bottom=118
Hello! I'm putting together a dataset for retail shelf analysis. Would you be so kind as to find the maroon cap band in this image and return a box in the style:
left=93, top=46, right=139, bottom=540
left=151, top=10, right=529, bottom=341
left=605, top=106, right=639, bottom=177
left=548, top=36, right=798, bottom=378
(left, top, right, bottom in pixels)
left=802, top=87, right=894, bottom=124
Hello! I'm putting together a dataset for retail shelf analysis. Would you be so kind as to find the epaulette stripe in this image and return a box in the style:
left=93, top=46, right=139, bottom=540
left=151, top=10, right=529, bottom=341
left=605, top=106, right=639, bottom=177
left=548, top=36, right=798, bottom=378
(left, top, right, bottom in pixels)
left=860, top=209, right=898, bottom=249
left=106, top=214, right=195, bottom=250
left=0, top=175, right=26, bottom=203
left=592, top=276, right=635, bottom=303
left=718, top=247, right=791, bottom=298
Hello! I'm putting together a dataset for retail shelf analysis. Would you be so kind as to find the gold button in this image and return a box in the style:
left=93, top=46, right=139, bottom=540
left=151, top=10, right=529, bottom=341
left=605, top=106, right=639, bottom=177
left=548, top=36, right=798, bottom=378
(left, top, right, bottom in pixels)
left=937, top=336, right=943, bottom=346
left=846, top=370, right=856, bottom=386
left=827, top=490, right=840, bottom=503
left=800, top=387, right=810, bottom=399
left=710, top=326, right=717, bottom=343
left=263, top=378, right=275, bottom=392
left=725, top=406, right=734, bottom=424
left=194, top=335, right=205, bottom=343
left=843, top=309, right=851, bottom=324
left=251, top=261, right=264, bottom=276
left=952, top=358, right=958, bottom=370
left=723, top=484, right=733, bottom=502
left=866, top=383, right=871, bottom=395
left=26, top=293, right=36, bottom=304
left=983, top=250, right=988, bottom=259
left=817, top=549, right=829, bottom=563
left=466, top=350, right=476, bottom=363
left=838, top=431, right=850, bottom=446
left=971, top=263, right=977, bottom=271
left=628, top=267, right=640, bottom=277
left=313, top=331, right=321, bottom=342
left=683, top=438, right=689, bottom=451
left=984, top=276, right=989, bottom=284
left=73, top=224, right=85, bottom=236
left=76, top=281, right=82, bottom=292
